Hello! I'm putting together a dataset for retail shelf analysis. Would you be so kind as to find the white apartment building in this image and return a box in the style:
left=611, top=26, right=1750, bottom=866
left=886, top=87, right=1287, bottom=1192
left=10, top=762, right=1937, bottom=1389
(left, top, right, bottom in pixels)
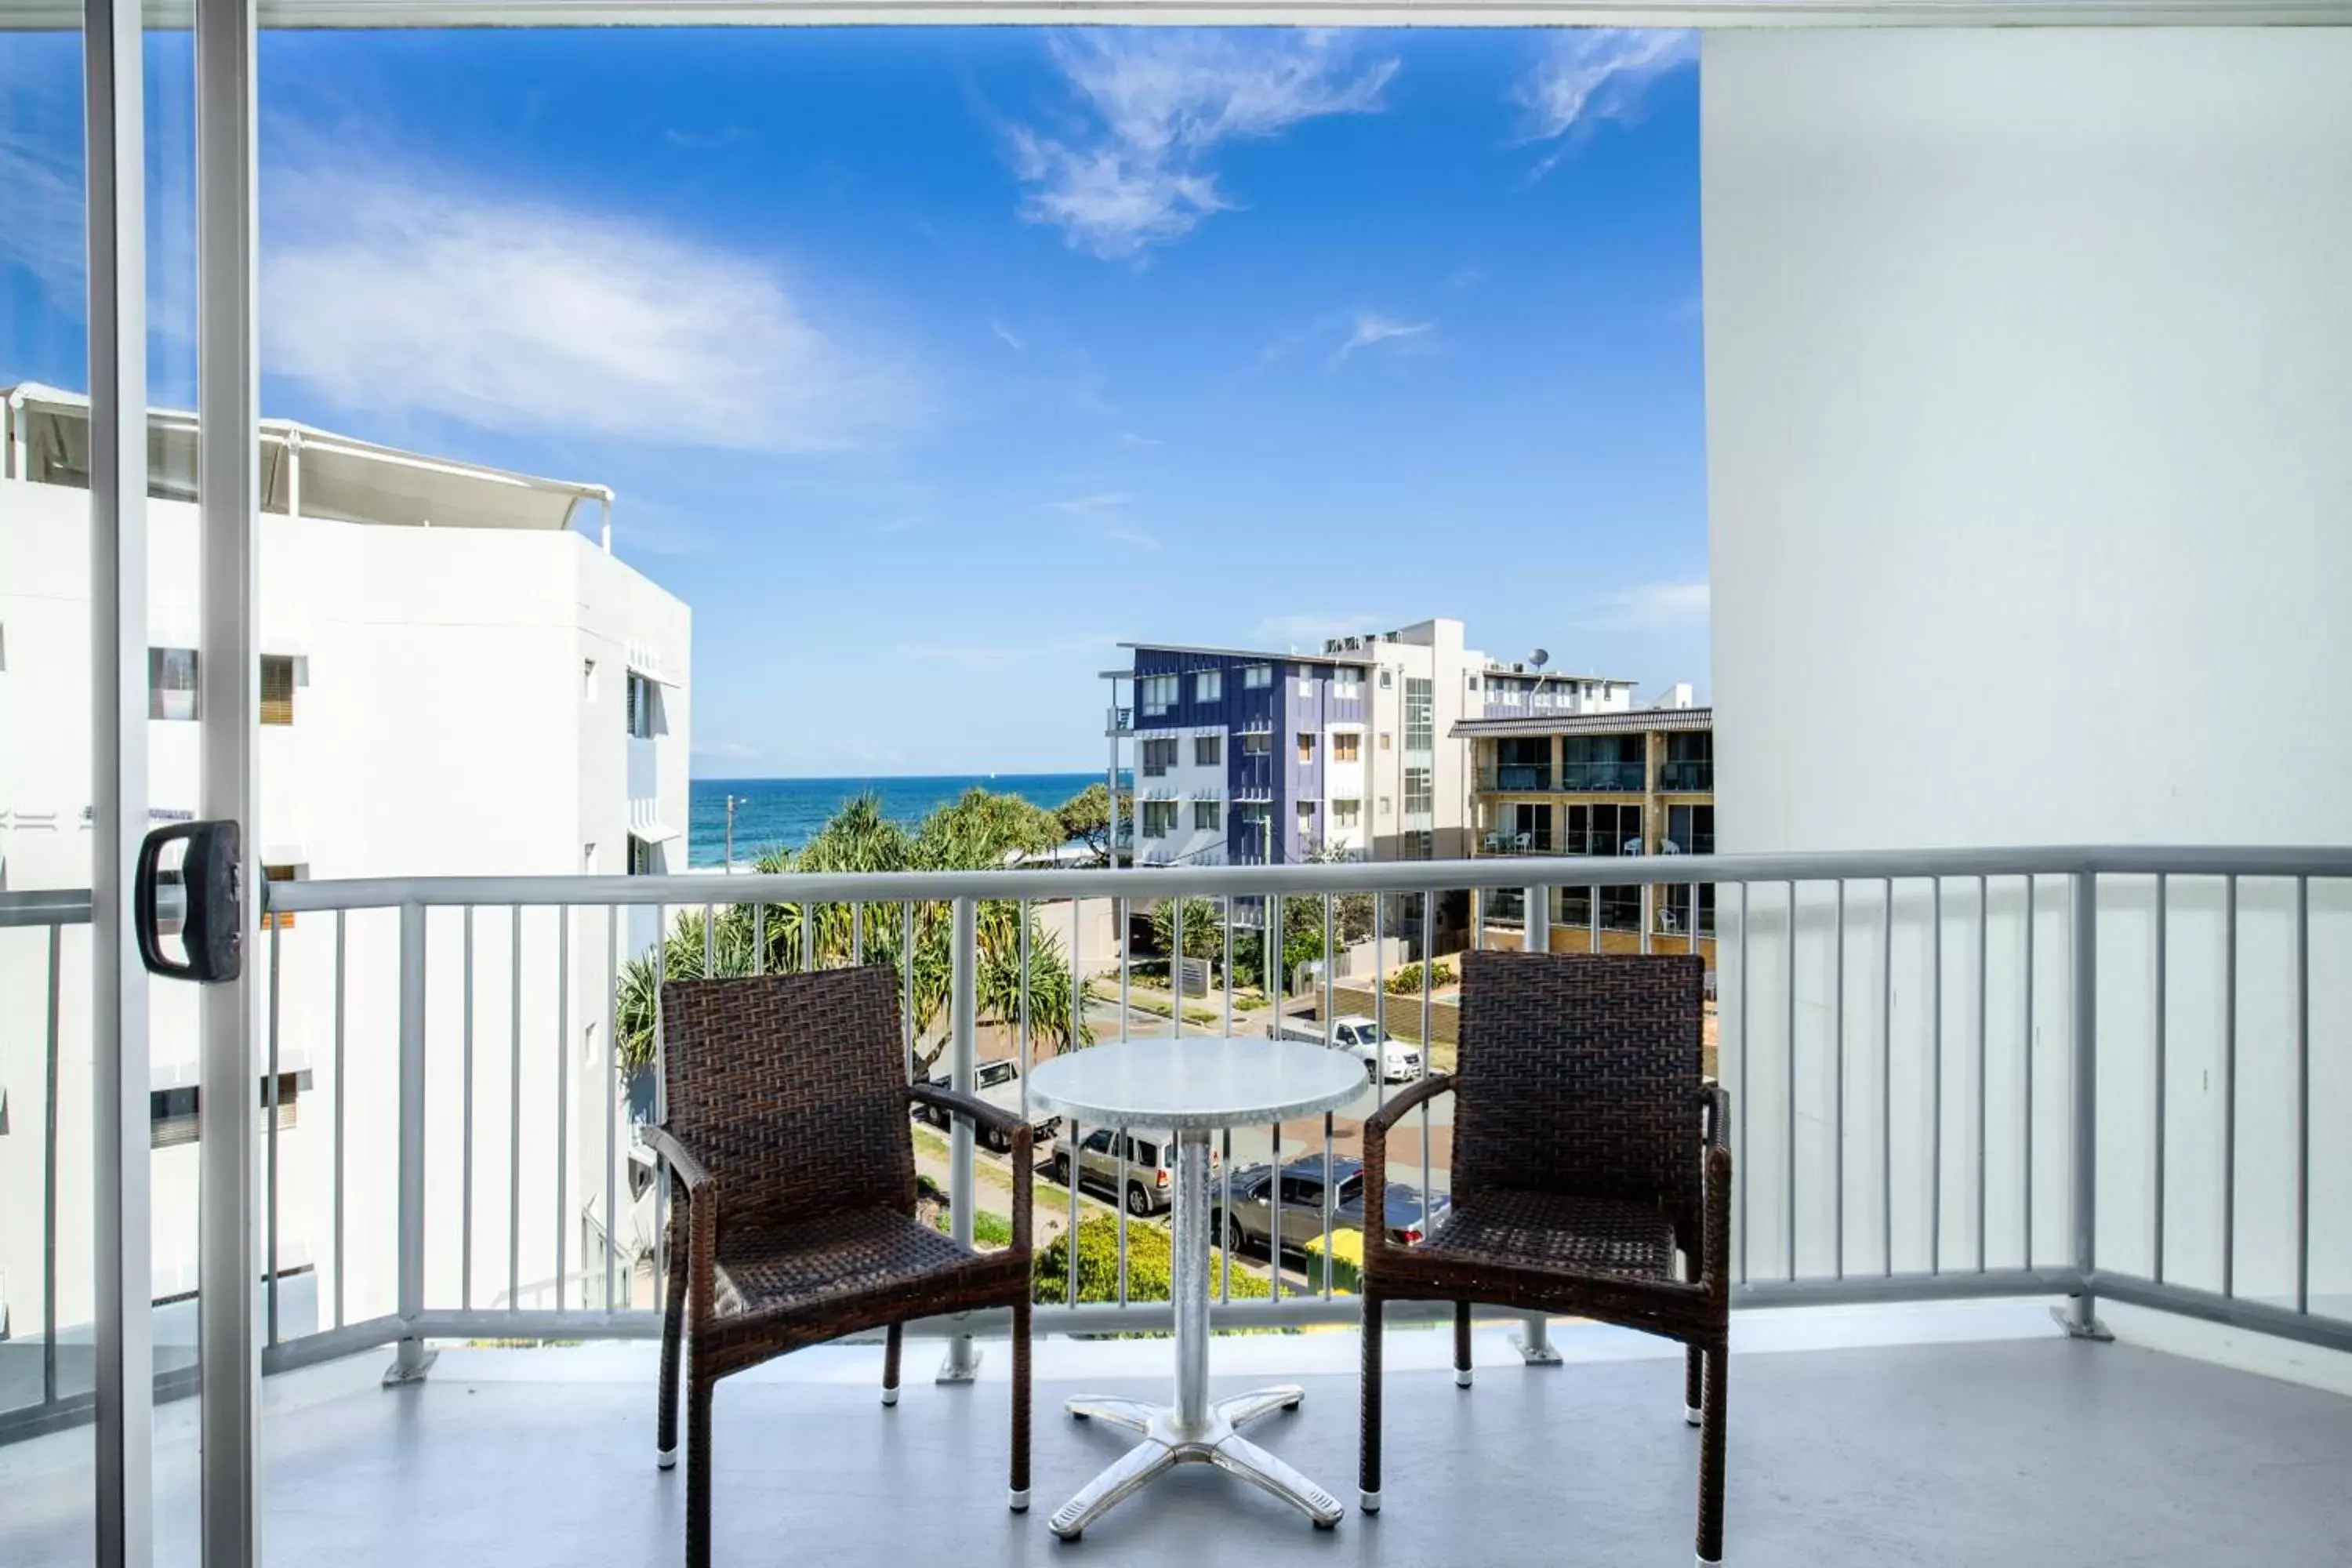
left=0, top=385, right=689, bottom=1371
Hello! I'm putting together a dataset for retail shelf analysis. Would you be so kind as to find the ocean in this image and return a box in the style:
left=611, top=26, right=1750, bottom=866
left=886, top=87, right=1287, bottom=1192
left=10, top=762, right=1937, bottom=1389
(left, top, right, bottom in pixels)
left=688, top=773, right=1109, bottom=868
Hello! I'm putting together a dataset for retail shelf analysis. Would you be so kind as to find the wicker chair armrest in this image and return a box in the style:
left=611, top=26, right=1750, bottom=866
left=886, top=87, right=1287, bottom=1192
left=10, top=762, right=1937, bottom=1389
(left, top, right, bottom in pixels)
left=1360, top=1073, right=1455, bottom=1269
left=905, top=1085, right=1033, bottom=1254
left=642, top=1123, right=717, bottom=1194
left=907, top=1083, right=1032, bottom=1145
left=1701, top=1083, right=1731, bottom=1152
left=1700, top=1140, right=1733, bottom=1300
left=1362, top=1072, right=1456, bottom=1140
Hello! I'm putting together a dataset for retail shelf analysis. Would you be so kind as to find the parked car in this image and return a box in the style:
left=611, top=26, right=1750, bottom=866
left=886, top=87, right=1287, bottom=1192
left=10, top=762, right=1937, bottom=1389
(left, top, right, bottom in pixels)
left=1273, top=1014, right=1422, bottom=1083
left=1045, top=1126, right=1216, bottom=1216
left=915, top=1057, right=1058, bottom=1153
left=1210, top=1155, right=1449, bottom=1258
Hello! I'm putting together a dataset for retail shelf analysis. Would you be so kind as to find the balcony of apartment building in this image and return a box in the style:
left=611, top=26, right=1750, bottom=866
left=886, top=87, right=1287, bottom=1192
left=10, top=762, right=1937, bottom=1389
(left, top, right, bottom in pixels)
left=11, top=846, right=2352, bottom=1568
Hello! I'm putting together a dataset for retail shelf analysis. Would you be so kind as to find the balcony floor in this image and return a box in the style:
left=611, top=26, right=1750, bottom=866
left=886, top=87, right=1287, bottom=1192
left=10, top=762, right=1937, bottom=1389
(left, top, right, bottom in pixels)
left=5, top=1307, right=2350, bottom=1566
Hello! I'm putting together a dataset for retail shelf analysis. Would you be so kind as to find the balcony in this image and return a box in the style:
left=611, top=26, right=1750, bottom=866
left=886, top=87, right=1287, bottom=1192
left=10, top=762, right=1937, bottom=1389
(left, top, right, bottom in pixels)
left=1559, top=761, right=1650, bottom=792
left=1659, top=760, right=1714, bottom=793
left=1476, top=764, right=1554, bottom=792
left=5, top=846, right=2350, bottom=1566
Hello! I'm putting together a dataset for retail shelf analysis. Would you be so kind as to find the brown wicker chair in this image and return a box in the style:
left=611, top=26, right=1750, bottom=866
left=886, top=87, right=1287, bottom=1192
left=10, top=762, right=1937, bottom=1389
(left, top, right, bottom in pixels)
left=644, top=966, right=1033, bottom=1568
left=1358, top=949, right=1732, bottom=1564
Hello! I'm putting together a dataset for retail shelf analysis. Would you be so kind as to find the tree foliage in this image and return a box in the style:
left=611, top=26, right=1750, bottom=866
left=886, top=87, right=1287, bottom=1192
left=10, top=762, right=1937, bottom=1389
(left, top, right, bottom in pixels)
left=615, top=789, right=1090, bottom=1077
left=1052, top=782, right=1131, bottom=866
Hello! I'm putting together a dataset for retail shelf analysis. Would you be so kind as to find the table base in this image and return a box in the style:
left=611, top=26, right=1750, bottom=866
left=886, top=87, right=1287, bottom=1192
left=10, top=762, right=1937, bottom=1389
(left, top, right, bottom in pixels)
left=1048, top=1386, right=1342, bottom=1539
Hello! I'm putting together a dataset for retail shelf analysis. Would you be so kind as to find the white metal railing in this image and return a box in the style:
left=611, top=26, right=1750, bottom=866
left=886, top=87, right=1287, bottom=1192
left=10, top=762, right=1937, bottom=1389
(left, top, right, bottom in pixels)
left=5, top=845, right=2350, bottom=1439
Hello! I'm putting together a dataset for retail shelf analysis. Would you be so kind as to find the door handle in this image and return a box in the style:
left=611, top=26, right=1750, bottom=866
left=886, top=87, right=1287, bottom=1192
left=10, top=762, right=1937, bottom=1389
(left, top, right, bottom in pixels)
left=135, top=818, right=243, bottom=982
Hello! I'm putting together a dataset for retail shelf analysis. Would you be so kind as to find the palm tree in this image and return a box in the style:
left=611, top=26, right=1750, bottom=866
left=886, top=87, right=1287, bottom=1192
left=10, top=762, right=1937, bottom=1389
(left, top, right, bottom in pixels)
left=615, top=788, right=1090, bottom=1080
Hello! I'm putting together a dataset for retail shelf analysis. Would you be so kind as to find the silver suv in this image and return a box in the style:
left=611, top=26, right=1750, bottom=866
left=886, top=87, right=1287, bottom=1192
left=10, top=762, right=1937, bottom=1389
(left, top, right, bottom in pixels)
left=1047, top=1126, right=1218, bottom=1216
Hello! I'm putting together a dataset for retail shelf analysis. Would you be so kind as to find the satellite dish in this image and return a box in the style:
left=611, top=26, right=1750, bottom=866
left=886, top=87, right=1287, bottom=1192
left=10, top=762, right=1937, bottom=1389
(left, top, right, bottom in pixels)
left=1528, top=648, right=1550, bottom=669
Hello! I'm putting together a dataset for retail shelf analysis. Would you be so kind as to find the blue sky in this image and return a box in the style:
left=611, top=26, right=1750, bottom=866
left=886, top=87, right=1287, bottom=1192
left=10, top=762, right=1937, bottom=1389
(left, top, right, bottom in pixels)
left=2, top=27, right=1706, bottom=777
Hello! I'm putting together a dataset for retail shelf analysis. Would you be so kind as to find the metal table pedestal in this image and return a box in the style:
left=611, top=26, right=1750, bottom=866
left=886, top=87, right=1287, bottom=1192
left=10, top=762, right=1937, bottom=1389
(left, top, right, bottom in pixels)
left=1048, top=1127, right=1344, bottom=1539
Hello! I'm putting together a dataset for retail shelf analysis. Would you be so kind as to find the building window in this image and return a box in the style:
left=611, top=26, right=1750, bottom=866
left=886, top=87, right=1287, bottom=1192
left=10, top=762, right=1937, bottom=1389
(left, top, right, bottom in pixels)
left=583, top=843, right=597, bottom=871
left=1242, top=662, right=1272, bottom=689
left=1296, top=800, right=1316, bottom=833
left=1142, top=800, right=1178, bottom=838
left=148, top=648, right=199, bottom=720
left=626, top=672, right=662, bottom=739
left=1662, top=731, right=1714, bottom=793
left=1142, top=736, right=1178, bottom=776
left=1404, top=677, right=1434, bottom=752
left=1379, top=731, right=1392, bottom=751
left=1404, top=829, right=1433, bottom=860
left=151, top=1073, right=301, bottom=1149
left=1141, top=673, right=1180, bottom=715
left=1193, top=669, right=1221, bottom=702
left=1298, top=668, right=1317, bottom=697
left=583, top=658, right=597, bottom=701
left=1334, top=668, right=1363, bottom=699
left=1379, top=668, right=1392, bottom=688
left=1331, top=731, right=1360, bottom=763
left=1241, top=731, right=1270, bottom=757
left=1193, top=733, right=1221, bottom=766
left=1667, top=803, right=1716, bottom=858
left=1331, top=798, right=1362, bottom=829
left=1379, top=795, right=1392, bottom=816
left=630, top=836, right=660, bottom=876
left=1296, top=731, right=1315, bottom=764
left=260, top=655, right=296, bottom=726
left=1403, top=765, right=1433, bottom=821
left=1192, top=799, right=1221, bottom=831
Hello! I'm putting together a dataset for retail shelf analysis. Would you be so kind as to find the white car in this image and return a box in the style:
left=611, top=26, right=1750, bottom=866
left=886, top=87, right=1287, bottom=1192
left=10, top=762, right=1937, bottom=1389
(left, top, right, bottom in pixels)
left=1275, top=1014, right=1421, bottom=1083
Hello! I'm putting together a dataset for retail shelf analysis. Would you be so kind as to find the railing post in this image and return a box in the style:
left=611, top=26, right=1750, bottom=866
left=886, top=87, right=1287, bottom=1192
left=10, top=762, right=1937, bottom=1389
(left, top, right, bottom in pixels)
left=386, top=900, right=437, bottom=1382
left=1517, top=881, right=1561, bottom=1366
left=939, top=895, right=982, bottom=1382
left=2057, top=869, right=2111, bottom=1341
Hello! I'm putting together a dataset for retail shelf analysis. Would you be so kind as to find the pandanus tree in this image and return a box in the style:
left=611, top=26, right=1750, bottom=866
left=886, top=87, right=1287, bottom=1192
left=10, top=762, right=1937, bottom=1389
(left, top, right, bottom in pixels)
left=615, top=789, right=1090, bottom=1080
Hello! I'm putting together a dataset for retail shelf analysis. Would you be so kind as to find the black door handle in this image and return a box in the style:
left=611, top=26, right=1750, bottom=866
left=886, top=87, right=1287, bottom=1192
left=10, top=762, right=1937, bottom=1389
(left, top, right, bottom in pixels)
left=135, top=819, right=243, bottom=982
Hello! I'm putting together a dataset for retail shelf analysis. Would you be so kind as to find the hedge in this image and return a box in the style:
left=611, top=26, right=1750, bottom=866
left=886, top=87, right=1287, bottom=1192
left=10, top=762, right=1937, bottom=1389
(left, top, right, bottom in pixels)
left=1033, top=1214, right=1270, bottom=1305
left=1384, top=960, right=1455, bottom=996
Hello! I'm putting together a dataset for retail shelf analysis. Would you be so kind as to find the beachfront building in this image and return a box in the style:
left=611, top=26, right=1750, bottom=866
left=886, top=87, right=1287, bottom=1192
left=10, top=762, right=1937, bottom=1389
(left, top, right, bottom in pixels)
left=1454, top=687, right=1714, bottom=959
left=0, top=384, right=690, bottom=1380
left=1104, top=617, right=1511, bottom=869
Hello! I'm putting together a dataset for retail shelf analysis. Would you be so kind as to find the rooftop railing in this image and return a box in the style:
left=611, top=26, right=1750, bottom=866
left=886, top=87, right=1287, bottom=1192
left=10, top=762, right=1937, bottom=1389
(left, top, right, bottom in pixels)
left=5, top=844, right=2349, bottom=1441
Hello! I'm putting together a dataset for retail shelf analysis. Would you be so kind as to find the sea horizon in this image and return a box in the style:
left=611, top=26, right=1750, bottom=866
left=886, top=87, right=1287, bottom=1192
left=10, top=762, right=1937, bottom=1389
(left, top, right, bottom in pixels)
left=686, top=770, right=1120, bottom=868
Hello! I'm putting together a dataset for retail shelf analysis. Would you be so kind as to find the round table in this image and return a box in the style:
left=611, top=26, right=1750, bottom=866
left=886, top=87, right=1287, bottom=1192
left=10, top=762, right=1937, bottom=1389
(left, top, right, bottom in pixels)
left=1025, top=1036, right=1367, bottom=1540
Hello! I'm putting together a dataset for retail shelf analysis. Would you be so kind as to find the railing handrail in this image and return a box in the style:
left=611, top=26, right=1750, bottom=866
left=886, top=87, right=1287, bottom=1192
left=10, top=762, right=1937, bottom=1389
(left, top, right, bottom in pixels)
left=260, top=844, right=2352, bottom=913
left=0, top=888, right=93, bottom=927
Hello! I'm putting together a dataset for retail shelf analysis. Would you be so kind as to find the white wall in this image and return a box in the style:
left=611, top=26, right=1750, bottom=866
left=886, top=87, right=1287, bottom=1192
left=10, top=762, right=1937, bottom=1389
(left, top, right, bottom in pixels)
left=1703, top=29, right=2352, bottom=1308
left=0, top=476, right=690, bottom=1347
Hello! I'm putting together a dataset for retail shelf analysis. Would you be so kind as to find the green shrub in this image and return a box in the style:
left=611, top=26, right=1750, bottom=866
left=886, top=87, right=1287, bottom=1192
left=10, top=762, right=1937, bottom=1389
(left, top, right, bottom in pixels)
left=1385, top=960, right=1454, bottom=995
left=1032, top=1214, right=1269, bottom=1305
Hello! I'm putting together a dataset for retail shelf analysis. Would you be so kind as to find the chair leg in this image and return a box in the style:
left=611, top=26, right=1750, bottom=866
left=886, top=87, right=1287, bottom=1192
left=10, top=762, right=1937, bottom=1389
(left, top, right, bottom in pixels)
left=1358, top=1292, right=1383, bottom=1513
left=686, top=1372, right=716, bottom=1568
left=882, top=1323, right=902, bottom=1407
left=655, top=1240, right=688, bottom=1469
left=1685, top=1345, right=1704, bottom=1427
left=1454, top=1301, right=1472, bottom=1388
left=1696, top=1341, right=1728, bottom=1566
left=1010, top=1296, right=1032, bottom=1512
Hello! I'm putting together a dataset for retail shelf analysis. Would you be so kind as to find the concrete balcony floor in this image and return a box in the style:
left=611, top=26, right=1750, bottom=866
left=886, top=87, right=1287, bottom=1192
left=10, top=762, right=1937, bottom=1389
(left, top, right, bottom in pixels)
left=5, top=1303, right=2350, bottom=1566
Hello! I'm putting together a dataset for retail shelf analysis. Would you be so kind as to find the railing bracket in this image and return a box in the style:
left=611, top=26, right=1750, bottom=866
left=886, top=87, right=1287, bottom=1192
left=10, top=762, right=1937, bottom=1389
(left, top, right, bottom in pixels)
left=2051, top=1302, right=2112, bottom=1343
left=382, top=1345, right=437, bottom=1387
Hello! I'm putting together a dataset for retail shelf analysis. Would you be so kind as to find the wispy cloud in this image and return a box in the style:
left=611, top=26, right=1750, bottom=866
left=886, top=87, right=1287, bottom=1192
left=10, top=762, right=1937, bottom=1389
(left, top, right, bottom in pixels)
left=260, top=149, right=921, bottom=452
left=0, top=60, right=87, bottom=305
left=1118, top=431, right=1164, bottom=448
left=991, top=320, right=1025, bottom=350
left=1334, top=314, right=1434, bottom=365
left=1047, top=491, right=1134, bottom=517
left=1446, top=266, right=1486, bottom=293
left=1512, top=30, right=1697, bottom=178
left=1252, top=613, right=1387, bottom=649
left=1009, top=31, right=1398, bottom=260
left=1581, top=580, right=1710, bottom=630
left=663, top=126, right=751, bottom=151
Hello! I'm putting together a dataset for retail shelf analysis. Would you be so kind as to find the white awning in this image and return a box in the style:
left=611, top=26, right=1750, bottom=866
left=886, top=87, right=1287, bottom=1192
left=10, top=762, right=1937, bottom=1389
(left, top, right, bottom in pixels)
left=626, top=643, right=683, bottom=686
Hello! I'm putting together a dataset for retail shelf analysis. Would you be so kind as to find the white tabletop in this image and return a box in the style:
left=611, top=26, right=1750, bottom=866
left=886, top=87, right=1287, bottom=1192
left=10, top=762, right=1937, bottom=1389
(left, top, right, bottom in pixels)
left=1025, top=1036, right=1369, bottom=1131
